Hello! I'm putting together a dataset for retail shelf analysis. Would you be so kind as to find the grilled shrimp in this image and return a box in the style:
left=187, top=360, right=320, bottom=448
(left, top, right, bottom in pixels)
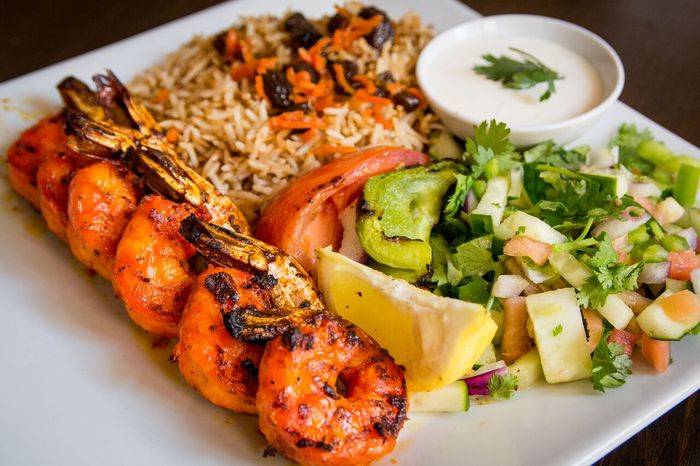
left=178, top=216, right=407, bottom=464
left=65, top=161, right=142, bottom=279
left=112, top=195, right=201, bottom=337
left=61, top=71, right=251, bottom=335
left=64, top=71, right=249, bottom=234
left=173, top=267, right=266, bottom=413
left=178, top=216, right=323, bottom=341
left=35, top=151, right=90, bottom=240
left=256, top=315, right=408, bottom=466
left=7, top=114, right=73, bottom=209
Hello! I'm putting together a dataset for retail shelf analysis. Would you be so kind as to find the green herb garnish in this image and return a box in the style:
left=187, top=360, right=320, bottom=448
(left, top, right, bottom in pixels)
left=577, top=234, right=644, bottom=309
left=552, top=324, right=563, bottom=336
left=474, top=47, right=563, bottom=101
left=487, top=373, right=518, bottom=399
left=591, top=331, right=633, bottom=392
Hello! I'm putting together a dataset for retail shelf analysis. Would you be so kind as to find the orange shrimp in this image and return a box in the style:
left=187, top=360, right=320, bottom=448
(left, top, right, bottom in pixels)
left=256, top=315, right=408, bottom=466
left=112, top=195, right=201, bottom=337
left=65, top=161, right=142, bottom=279
left=174, top=267, right=266, bottom=413
left=6, top=114, right=71, bottom=209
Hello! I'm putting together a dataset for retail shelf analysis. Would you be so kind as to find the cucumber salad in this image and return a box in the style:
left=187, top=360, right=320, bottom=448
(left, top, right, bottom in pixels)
left=350, top=121, right=700, bottom=412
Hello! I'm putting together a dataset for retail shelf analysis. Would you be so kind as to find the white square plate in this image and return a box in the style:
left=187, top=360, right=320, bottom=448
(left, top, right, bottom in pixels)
left=0, top=1, right=698, bottom=465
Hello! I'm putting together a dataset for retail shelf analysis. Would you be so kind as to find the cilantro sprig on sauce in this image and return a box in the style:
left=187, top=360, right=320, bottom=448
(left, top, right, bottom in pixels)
left=474, top=47, right=563, bottom=101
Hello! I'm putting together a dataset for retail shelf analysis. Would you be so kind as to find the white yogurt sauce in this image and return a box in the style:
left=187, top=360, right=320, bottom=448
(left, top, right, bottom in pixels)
left=424, top=35, right=603, bottom=126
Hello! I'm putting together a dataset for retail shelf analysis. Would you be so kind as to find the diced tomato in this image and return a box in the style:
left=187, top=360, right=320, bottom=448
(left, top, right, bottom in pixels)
left=641, top=334, right=670, bottom=373
left=503, top=236, right=553, bottom=266
left=657, top=289, right=700, bottom=325
left=582, top=309, right=603, bottom=352
left=667, top=250, right=700, bottom=281
left=256, top=146, right=428, bottom=273
left=501, top=296, right=531, bottom=364
left=608, top=329, right=640, bottom=357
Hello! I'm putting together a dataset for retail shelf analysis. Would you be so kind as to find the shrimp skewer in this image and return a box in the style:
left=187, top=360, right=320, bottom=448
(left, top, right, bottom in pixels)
left=60, top=72, right=250, bottom=334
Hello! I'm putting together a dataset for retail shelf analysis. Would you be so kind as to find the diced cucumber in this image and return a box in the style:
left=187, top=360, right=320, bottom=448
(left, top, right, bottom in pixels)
left=508, top=165, right=524, bottom=199
left=429, top=130, right=463, bottom=160
left=656, top=197, right=686, bottom=225
left=495, top=211, right=567, bottom=244
left=586, top=146, right=619, bottom=168
left=636, top=290, right=700, bottom=340
left=409, top=381, right=469, bottom=413
left=516, top=257, right=556, bottom=284
left=597, top=294, right=634, bottom=330
left=673, top=162, right=700, bottom=207
left=638, top=140, right=675, bottom=165
left=469, top=176, right=509, bottom=234
left=581, top=166, right=632, bottom=198
left=475, top=343, right=498, bottom=367
left=549, top=251, right=591, bottom=289
left=691, top=269, right=700, bottom=293
left=525, top=288, right=592, bottom=383
left=508, top=348, right=543, bottom=390
left=548, top=252, right=633, bottom=329
left=666, top=278, right=688, bottom=292
left=688, top=209, right=700, bottom=235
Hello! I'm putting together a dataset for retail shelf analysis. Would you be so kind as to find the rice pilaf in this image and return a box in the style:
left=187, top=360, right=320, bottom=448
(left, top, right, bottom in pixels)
left=130, top=3, right=439, bottom=223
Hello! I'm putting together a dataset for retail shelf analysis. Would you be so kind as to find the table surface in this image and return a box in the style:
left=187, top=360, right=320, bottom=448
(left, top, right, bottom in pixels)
left=0, top=0, right=697, bottom=465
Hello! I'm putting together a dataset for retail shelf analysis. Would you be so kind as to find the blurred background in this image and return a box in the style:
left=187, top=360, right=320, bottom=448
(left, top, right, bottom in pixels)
left=0, top=1, right=697, bottom=464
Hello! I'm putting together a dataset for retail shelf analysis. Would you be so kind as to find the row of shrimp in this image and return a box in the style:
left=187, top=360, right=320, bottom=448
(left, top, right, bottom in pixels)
left=6, top=72, right=407, bottom=466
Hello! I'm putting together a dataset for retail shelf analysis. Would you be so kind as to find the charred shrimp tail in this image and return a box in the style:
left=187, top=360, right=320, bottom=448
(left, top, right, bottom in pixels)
left=64, top=110, right=140, bottom=154
left=91, top=70, right=159, bottom=134
left=179, top=215, right=324, bottom=341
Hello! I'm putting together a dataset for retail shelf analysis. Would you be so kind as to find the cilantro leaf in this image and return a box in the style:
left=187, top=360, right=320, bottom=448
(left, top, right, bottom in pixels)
left=591, top=331, right=632, bottom=392
left=610, top=124, right=654, bottom=175
left=468, top=119, right=515, bottom=157
left=577, top=234, right=644, bottom=309
left=448, top=235, right=499, bottom=284
left=525, top=165, right=633, bottom=232
left=457, top=277, right=490, bottom=303
left=462, top=120, right=519, bottom=181
left=487, top=373, right=518, bottom=399
left=523, top=140, right=589, bottom=169
left=443, top=174, right=473, bottom=219
left=474, top=47, right=563, bottom=102
left=552, top=324, right=563, bottom=336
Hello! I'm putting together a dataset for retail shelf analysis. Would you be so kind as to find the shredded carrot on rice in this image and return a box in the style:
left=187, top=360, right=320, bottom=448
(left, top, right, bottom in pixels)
left=165, top=128, right=179, bottom=143
left=268, top=111, right=327, bottom=131
left=333, top=63, right=356, bottom=94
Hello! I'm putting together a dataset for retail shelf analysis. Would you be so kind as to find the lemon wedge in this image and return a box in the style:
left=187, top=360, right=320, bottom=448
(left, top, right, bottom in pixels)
left=316, top=248, right=497, bottom=391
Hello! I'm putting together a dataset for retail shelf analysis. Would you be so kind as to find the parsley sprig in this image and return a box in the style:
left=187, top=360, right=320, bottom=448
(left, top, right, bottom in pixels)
left=474, top=47, right=563, bottom=101
left=591, top=331, right=633, bottom=392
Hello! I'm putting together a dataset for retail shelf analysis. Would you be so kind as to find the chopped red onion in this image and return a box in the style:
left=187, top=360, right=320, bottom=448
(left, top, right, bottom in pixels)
left=677, top=227, right=698, bottom=251
left=464, top=361, right=508, bottom=396
left=638, top=262, right=670, bottom=284
left=593, top=210, right=650, bottom=239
